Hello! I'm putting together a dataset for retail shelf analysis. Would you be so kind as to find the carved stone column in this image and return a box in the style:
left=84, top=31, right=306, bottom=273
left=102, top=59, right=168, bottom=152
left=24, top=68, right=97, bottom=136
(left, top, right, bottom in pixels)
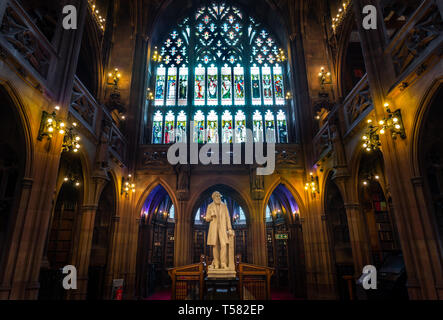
left=174, top=201, right=192, bottom=266
left=104, top=216, right=120, bottom=299
left=68, top=175, right=108, bottom=300
left=343, top=203, right=371, bottom=275
left=249, top=200, right=266, bottom=266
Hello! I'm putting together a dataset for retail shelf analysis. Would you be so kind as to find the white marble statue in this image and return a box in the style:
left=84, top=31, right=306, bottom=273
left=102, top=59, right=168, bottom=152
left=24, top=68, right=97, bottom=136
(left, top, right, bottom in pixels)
left=205, top=192, right=236, bottom=273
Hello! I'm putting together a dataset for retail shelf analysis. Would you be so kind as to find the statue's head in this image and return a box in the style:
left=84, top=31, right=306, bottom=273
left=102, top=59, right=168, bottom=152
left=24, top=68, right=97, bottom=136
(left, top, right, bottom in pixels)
left=212, top=191, right=221, bottom=205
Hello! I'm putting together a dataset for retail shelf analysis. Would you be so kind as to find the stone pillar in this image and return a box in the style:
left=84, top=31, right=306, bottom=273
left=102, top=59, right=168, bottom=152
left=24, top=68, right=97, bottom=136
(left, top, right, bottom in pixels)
left=249, top=200, right=266, bottom=266
left=343, top=203, right=371, bottom=274
left=104, top=216, right=120, bottom=299
left=174, top=201, right=192, bottom=266
left=68, top=205, right=99, bottom=300
left=68, top=175, right=108, bottom=300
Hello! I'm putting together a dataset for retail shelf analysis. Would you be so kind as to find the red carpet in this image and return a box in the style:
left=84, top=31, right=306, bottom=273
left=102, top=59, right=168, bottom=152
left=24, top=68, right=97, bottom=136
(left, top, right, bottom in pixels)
left=145, top=288, right=300, bottom=300
left=145, top=289, right=172, bottom=300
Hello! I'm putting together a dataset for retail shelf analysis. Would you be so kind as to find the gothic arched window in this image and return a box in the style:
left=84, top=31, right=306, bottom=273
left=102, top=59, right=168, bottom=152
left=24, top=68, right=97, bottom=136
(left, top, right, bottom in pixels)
left=150, top=3, right=289, bottom=145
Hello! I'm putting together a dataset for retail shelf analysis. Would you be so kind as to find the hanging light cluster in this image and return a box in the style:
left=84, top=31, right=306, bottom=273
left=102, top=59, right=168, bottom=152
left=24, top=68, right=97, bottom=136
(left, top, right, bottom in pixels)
left=107, top=68, right=122, bottom=86
left=305, top=172, right=320, bottom=196
left=361, top=171, right=381, bottom=187
left=38, top=107, right=66, bottom=141
left=331, top=1, right=351, bottom=33
left=152, top=46, right=162, bottom=63
left=276, top=48, right=286, bottom=62
left=362, top=103, right=405, bottom=152
left=62, top=122, right=82, bottom=153
left=122, top=174, right=136, bottom=196
left=63, top=175, right=81, bottom=188
left=88, top=1, right=106, bottom=31
left=147, top=88, right=154, bottom=101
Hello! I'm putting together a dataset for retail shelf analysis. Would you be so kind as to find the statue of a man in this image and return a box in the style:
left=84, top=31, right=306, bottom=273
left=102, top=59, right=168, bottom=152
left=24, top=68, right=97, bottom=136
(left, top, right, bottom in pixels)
left=205, top=191, right=235, bottom=270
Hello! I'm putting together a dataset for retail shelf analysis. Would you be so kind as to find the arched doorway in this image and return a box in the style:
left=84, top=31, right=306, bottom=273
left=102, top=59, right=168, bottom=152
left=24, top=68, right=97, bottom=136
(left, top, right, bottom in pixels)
left=265, top=184, right=305, bottom=297
left=86, top=178, right=117, bottom=300
left=191, top=185, right=250, bottom=265
left=324, top=174, right=354, bottom=300
left=0, top=87, right=27, bottom=276
left=38, top=152, right=84, bottom=300
left=358, top=150, right=407, bottom=299
left=136, top=185, right=175, bottom=298
left=419, top=85, right=443, bottom=257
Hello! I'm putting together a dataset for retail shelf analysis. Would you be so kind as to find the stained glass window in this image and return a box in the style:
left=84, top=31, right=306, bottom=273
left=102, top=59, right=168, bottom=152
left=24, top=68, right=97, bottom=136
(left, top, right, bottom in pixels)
left=277, top=110, right=288, bottom=144
left=176, top=111, right=187, bottom=143
left=265, top=110, right=276, bottom=143
left=274, top=65, right=284, bottom=105
left=221, top=65, right=233, bottom=105
left=195, top=65, right=206, bottom=105
left=178, top=66, right=189, bottom=105
left=251, top=65, right=261, bottom=105
left=194, top=110, right=205, bottom=143
left=164, top=111, right=175, bottom=144
left=153, top=111, right=163, bottom=144
left=222, top=110, right=233, bottom=143
left=207, top=110, right=219, bottom=143
left=235, top=110, right=246, bottom=143
left=234, top=65, right=245, bottom=105
left=166, top=66, right=177, bottom=105
left=207, top=65, right=218, bottom=105
left=155, top=66, right=166, bottom=106
left=150, top=3, right=291, bottom=144
left=253, top=110, right=264, bottom=143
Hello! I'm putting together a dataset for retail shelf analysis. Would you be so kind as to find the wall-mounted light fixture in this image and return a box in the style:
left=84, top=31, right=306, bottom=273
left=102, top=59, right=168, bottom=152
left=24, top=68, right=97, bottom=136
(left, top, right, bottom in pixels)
left=276, top=48, right=286, bottom=62
left=319, top=67, right=332, bottom=86
left=147, top=88, right=154, bottom=101
left=88, top=1, right=106, bottom=32
left=152, top=46, right=162, bottom=63
left=63, top=174, right=81, bottom=188
left=305, top=172, right=320, bottom=196
left=285, top=91, right=293, bottom=100
left=362, top=119, right=381, bottom=152
left=362, top=103, right=406, bottom=152
left=107, top=68, right=122, bottom=86
left=38, top=108, right=66, bottom=141
left=331, top=1, right=351, bottom=33
left=62, top=122, right=82, bottom=153
left=121, top=174, right=136, bottom=196
left=362, top=173, right=380, bottom=187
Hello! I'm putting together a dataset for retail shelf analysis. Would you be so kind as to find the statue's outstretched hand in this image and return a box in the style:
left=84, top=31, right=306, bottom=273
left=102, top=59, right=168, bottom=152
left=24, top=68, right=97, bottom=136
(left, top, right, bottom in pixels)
left=228, top=229, right=235, bottom=237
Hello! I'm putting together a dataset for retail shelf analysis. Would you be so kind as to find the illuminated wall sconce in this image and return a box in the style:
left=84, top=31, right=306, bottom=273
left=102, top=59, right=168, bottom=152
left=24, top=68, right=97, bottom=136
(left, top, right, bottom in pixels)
left=121, top=174, right=136, bottom=196
left=63, top=174, right=81, bottom=188
left=152, top=46, right=162, bottom=63
left=305, top=172, right=320, bottom=196
left=362, top=103, right=406, bottom=152
left=362, top=173, right=380, bottom=187
left=318, top=67, right=332, bottom=86
left=381, top=103, right=406, bottom=140
left=362, top=119, right=381, bottom=152
left=285, top=91, right=293, bottom=100
left=331, top=1, right=350, bottom=33
left=147, top=88, right=154, bottom=101
left=37, top=108, right=66, bottom=141
left=107, top=68, right=122, bottom=86
left=276, top=48, right=286, bottom=62
left=62, top=122, right=82, bottom=153
left=89, top=1, right=106, bottom=31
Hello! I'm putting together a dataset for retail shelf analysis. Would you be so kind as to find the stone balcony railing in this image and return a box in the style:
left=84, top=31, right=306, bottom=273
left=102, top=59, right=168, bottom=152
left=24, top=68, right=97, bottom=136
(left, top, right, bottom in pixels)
left=70, top=76, right=127, bottom=166
left=386, top=0, right=443, bottom=87
left=138, top=143, right=302, bottom=172
left=0, top=0, right=57, bottom=94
